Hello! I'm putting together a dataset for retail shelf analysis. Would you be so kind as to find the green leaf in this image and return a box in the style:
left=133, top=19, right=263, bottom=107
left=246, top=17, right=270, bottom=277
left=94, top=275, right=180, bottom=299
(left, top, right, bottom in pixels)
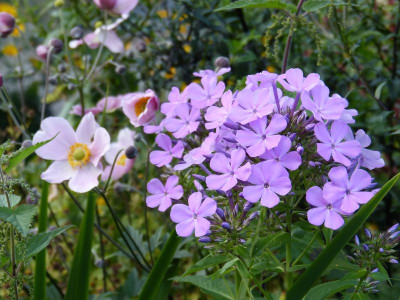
left=183, top=255, right=231, bottom=276
left=65, top=192, right=96, bottom=300
left=34, top=180, right=49, bottom=300
left=173, top=275, right=234, bottom=300
left=374, top=81, right=387, bottom=99
left=252, top=232, right=290, bottom=256
left=0, top=204, right=37, bottom=236
left=6, top=135, right=57, bottom=172
left=377, top=261, right=391, bottom=285
left=287, top=173, right=400, bottom=300
left=138, top=231, right=181, bottom=300
left=304, top=279, right=358, bottom=300
left=211, top=258, right=239, bottom=278
left=215, top=0, right=297, bottom=13
left=302, top=0, right=347, bottom=12
left=0, top=194, right=21, bottom=207
left=28, top=225, right=74, bottom=258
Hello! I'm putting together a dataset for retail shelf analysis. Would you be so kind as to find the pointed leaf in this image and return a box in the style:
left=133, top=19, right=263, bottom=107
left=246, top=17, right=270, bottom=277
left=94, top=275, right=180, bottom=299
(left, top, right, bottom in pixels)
left=0, top=204, right=37, bottom=236
left=215, top=0, right=297, bottom=13
left=0, top=194, right=21, bottom=207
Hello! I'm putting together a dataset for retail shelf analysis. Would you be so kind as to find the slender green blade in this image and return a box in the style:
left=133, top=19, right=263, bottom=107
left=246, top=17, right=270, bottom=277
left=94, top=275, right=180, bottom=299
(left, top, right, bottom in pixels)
left=33, top=180, right=49, bottom=300
left=138, top=231, right=181, bottom=300
left=287, top=173, right=400, bottom=300
left=215, top=0, right=297, bottom=12
left=65, top=192, right=96, bottom=300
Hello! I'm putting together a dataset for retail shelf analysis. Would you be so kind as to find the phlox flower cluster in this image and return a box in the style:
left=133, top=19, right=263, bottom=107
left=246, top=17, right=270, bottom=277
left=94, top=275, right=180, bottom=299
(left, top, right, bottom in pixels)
left=144, top=67, right=384, bottom=243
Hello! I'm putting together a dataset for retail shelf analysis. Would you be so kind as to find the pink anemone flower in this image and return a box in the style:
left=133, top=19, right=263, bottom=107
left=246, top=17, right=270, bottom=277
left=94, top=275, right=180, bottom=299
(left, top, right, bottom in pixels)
left=93, top=0, right=138, bottom=17
left=33, top=113, right=110, bottom=193
left=101, top=128, right=136, bottom=181
left=69, top=29, right=124, bottom=53
left=71, top=95, right=122, bottom=116
left=122, top=89, right=160, bottom=127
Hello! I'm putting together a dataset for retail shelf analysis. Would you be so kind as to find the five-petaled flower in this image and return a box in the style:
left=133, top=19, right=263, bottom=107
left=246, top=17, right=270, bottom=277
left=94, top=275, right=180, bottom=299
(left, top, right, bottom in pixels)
left=146, top=175, right=184, bottom=212
left=33, top=113, right=110, bottom=193
left=150, top=133, right=184, bottom=167
left=170, top=192, right=217, bottom=237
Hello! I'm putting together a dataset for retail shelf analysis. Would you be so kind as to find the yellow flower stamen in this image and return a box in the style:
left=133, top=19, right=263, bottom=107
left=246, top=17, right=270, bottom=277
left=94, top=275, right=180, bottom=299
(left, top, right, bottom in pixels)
left=135, top=96, right=151, bottom=116
left=68, top=143, right=91, bottom=168
left=116, top=154, right=127, bottom=166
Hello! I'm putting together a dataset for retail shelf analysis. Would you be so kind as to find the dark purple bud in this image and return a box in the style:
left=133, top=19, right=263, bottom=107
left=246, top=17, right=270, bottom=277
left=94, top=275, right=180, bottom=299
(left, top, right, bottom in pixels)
left=0, top=73, right=3, bottom=87
left=390, top=231, right=400, bottom=239
left=243, top=202, right=253, bottom=212
left=390, top=259, right=398, bottom=264
left=115, top=64, right=126, bottom=75
left=346, top=255, right=355, bottom=262
left=96, top=0, right=117, bottom=10
left=70, top=25, right=84, bottom=39
left=296, top=146, right=304, bottom=155
left=192, top=174, right=206, bottom=182
left=50, top=39, right=63, bottom=53
left=364, top=228, right=372, bottom=239
left=49, top=75, right=58, bottom=85
left=354, top=235, right=360, bottom=245
left=362, top=244, right=369, bottom=251
left=199, top=237, right=211, bottom=243
left=234, top=204, right=239, bottom=216
left=214, top=56, right=230, bottom=69
left=125, top=146, right=138, bottom=159
left=221, top=222, right=231, bottom=230
left=58, top=64, right=66, bottom=73
left=289, top=133, right=296, bottom=141
left=0, top=12, right=16, bottom=38
left=95, top=259, right=105, bottom=268
left=388, top=223, right=399, bottom=233
left=223, top=120, right=240, bottom=130
left=372, top=268, right=379, bottom=273
left=135, top=40, right=147, bottom=52
left=239, top=239, right=246, bottom=244
left=205, top=230, right=212, bottom=236
left=216, top=208, right=225, bottom=219
left=223, top=136, right=236, bottom=143
left=283, top=114, right=290, bottom=123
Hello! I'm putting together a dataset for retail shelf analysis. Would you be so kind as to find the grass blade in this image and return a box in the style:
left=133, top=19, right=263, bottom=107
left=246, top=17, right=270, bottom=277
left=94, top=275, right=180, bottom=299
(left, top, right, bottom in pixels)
left=65, top=192, right=96, bottom=300
left=287, top=173, right=400, bottom=300
left=138, top=231, right=181, bottom=300
left=33, top=180, right=49, bottom=300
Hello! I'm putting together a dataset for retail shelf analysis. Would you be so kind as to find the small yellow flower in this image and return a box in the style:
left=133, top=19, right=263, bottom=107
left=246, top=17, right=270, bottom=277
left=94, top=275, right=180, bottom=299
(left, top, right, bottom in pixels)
left=11, top=22, right=25, bottom=37
left=164, top=67, right=176, bottom=79
left=267, top=66, right=276, bottom=73
left=157, top=9, right=168, bottom=19
left=2, top=44, right=18, bottom=56
left=183, top=43, right=191, bottom=53
left=179, top=24, right=187, bottom=35
left=0, top=3, right=17, bottom=16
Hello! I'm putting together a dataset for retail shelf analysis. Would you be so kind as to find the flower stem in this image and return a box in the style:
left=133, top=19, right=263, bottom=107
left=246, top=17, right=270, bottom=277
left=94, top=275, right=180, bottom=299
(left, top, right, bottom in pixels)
left=40, top=46, right=54, bottom=122
left=285, top=200, right=293, bottom=290
left=292, top=230, right=319, bottom=267
left=143, top=149, right=154, bottom=265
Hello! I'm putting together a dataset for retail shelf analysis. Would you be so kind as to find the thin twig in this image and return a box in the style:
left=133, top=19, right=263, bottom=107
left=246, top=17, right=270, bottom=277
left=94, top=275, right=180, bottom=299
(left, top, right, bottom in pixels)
left=142, top=149, right=154, bottom=265
left=96, top=206, right=108, bottom=292
left=40, top=46, right=54, bottom=122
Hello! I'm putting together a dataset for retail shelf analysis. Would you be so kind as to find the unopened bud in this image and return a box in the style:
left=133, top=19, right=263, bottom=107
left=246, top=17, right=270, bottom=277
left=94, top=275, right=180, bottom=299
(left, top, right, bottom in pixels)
left=54, top=0, right=64, bottom=7
left=243, top=202, right=253, bottom=212
left=50, top=39, right=63, bottom=53
left=390, top=231, right=400, bottom=239
left=0, top=73, right=3, bottom=87
left=135, top=40, right=147, bottom=52
left=199, top=237, right=211, bottom=243
left=49, top=75, right=58, bottom=85
left=0, top=12, right=16, bottom=38
left=95, top=259, right=105, bottom=268
left=58, top=64, right=66, bottom=73
left=390, top=259, right=398, bottom=264
left=115, top=64, right=126, bottom=75
left=70, top=26, right=84, bottom=39
left=125, top=146, right=137, bottom=159
left=388, top=223, right=399, bottom=233
left=221, top=222, right=230, bottom=230
left=362, top=244, right=369, bottom=251
left=296, top=146, right=304, bottom=155
left=216, top=208, right=225, bottom=220
left=364, top=228, right=372, bottom=239
left=36, top=45, right=49, bottom=61
left=214, top=56, right=230, bottom=69
left=354, top=235, right=360, bottom=245
left=21, top=140, right=33, bottom=148
left=192, top=174, right=206, bottom=182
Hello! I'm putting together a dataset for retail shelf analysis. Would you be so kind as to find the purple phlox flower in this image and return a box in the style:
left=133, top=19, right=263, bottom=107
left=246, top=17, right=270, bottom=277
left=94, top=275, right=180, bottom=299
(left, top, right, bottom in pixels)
left=187, top=75, right=225, bottom=109
left=243, top=161, right=291, bottom=208
left=277, top=68, right=320, bottom=93
left=323, top=166, right=374, bottom=214
left=306, top=186, right=345, bottom=230
left=260, top=136, right=302, bottom=170
left=205, top=90, right=235, bottom=129
left=161, top=87, right=189, bottom=117
left=170, top=192, right=217, bottom=237
left=164, top=104, right=200, bottom=138
left=143, top=119, right=165, bottom=134
left=314, top=120, right=362, bottom=166
left=328, top=94, right=358, bottom=124
left=146, top=175, right=183, bottom=212
left=206, top=148, right=251, bottom=191
left=278, top=96, right=294, bottom=112
left=301, top=85, right=347, bottom=122
left=345, top=129, right=385, bottom=170
left=229, top=88, right=275, bottom=124
left=174, top=132, right=218, bottom=171
left=245, top=71, right=278, bottom=91
left=193, top=68, right=231, bottom=78
left=236, top=114, right=287, bottom=157
left=149, top=134, right=184, bottom=167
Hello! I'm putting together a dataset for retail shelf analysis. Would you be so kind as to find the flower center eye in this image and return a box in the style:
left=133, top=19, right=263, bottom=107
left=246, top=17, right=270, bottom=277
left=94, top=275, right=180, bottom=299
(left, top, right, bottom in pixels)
left=346, top=189, right=351, bottom=195
left=264, top=183, right=270, bottom=188
left=193, top=213, right=198, bottom=219
left=68, top=143, right=91, bottom=168
left=134, top=96, right=151, bottom=116
left=326, top=204, right=332, bottom=209
left=116, top=154, right=127, bottom=166
left=261, top=134, right=266, bottom=140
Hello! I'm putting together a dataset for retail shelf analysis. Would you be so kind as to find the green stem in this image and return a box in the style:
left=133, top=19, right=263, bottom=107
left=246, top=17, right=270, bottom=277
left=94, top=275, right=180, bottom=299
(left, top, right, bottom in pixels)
left=285, top=201, right=293, bottom=290
left=143, top=149, right=154, bottom=265
left=34, top=180, right=49, bottom=300
left=291, top=230, right=319, bottom=267
left=250, top=206, right=265, bottom=261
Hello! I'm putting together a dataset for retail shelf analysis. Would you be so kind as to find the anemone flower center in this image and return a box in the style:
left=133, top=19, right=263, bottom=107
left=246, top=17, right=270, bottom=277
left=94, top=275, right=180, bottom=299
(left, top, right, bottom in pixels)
left=68, top=143, right=91, bottom=168
left=135, top=96, right=151, bottom=116
left=117, top=154, right=127, bottom=166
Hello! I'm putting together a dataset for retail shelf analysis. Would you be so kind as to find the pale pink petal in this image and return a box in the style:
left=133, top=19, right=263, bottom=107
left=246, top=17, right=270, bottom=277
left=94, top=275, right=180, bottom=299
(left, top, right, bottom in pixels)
left=307, top=207, right=327, bottom=226
left=112, top=0, right=138, bottom=15
left=188, top=192, right=202, bottom=213
left=324, top=210, right=344, bottom=230
left=243, top=185, right=264, bottom=203
left=210, top=153, right=231, bottom=173
left=170, top=204, right=192, bottom=223
left=194, top=218, right=210, bottom=237
left=76, top=112, right=99, bottom=144
left=197, top=197, right=217, bottom=217
left=68, top=164, right=102, bottom=193
left=260, top=189, right=280, bottom=208
left=90, top=127, right=110, bottom=166
left=306, top=186, right=326, bottom=207
left=41, top=160, right=75, bottom=183
left=147, top=178, right=164, bottom=194
left=349, top=169, right=372, bottom=191
left=176, top=219, right=195, bottom=237
left=146, top=194, right=163, bottom=208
